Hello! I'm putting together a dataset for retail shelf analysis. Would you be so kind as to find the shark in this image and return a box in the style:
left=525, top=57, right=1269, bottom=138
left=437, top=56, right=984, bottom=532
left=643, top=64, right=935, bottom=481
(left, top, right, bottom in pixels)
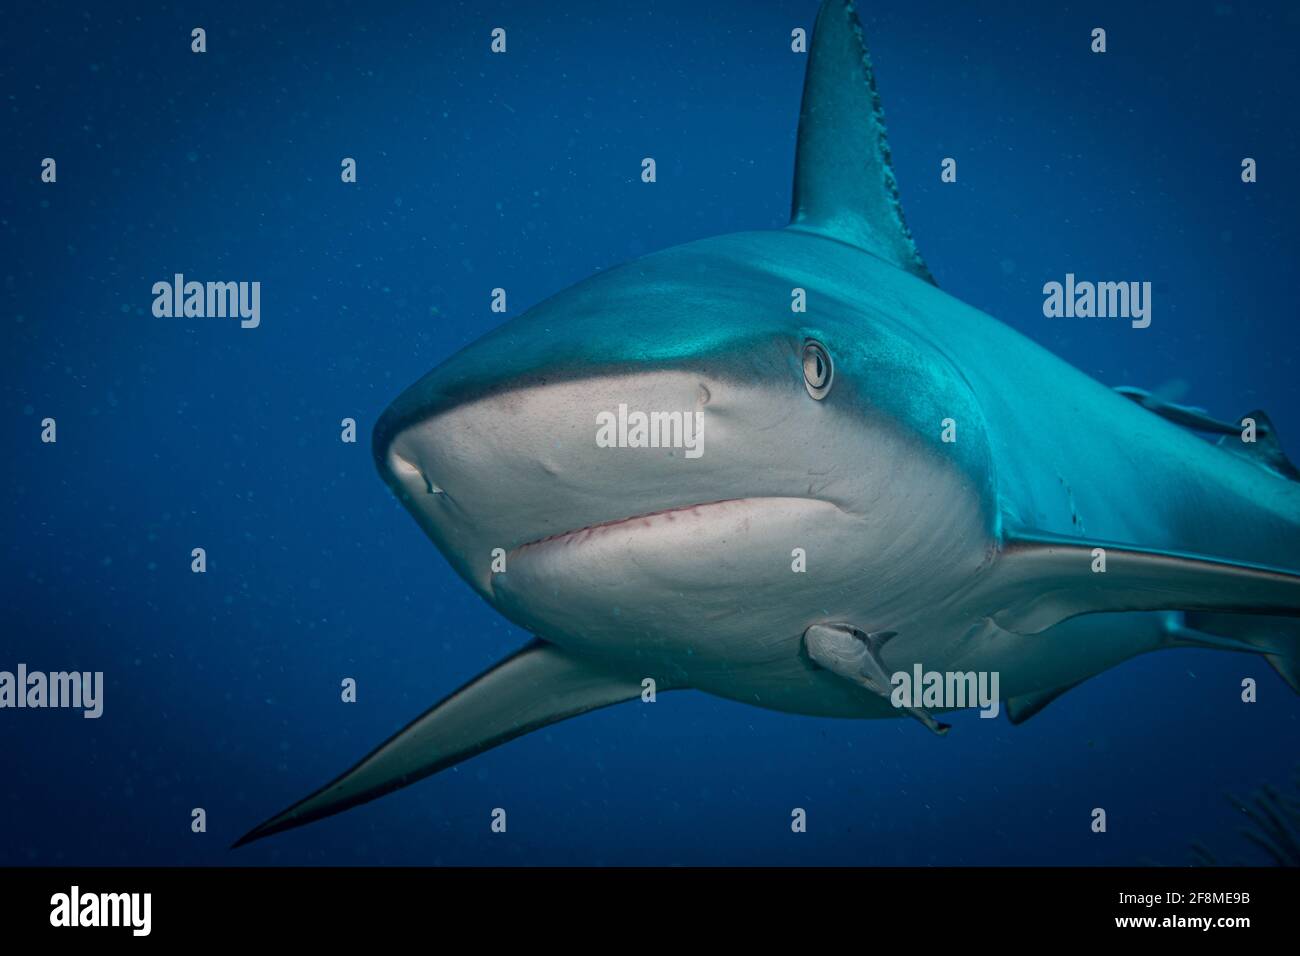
left=235, top=0, right=1300, bottom=847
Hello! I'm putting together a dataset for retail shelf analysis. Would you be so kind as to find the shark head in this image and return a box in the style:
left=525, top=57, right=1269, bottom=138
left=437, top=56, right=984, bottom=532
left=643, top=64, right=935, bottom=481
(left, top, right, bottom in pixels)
left=366, top=1, right=1007, bottom=690
left=369, top=0, right=1008, bottom=686
left=373, top=230, right=999, bottom=682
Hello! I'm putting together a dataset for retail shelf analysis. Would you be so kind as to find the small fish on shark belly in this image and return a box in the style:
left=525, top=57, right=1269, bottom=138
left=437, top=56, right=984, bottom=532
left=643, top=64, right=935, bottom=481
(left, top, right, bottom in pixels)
left=234, top=0, right=1300, bottom=847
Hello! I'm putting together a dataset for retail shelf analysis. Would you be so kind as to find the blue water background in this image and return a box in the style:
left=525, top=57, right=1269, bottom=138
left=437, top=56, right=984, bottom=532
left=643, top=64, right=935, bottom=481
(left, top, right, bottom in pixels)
left=2, top=1, right=1297, bottom=864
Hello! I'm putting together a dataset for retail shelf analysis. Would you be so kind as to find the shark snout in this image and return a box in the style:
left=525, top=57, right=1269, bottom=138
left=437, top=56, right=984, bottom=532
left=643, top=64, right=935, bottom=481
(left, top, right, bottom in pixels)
left=373, top=367, right=737, bottom=567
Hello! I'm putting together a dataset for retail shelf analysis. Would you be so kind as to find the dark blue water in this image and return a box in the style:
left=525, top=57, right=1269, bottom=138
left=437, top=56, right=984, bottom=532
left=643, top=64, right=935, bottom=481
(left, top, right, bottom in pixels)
left=3, top=0, right=1297, bottom=866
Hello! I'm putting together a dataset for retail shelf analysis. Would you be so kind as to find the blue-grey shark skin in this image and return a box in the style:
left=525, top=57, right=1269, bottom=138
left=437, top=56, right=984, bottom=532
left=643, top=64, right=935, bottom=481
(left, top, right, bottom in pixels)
left=235, top=0, right=1300, bottom=847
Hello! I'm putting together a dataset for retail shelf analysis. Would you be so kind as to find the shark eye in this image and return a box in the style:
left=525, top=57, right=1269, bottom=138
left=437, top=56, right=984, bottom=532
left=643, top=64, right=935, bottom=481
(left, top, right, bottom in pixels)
left=802, top=340, right=833, bottom=400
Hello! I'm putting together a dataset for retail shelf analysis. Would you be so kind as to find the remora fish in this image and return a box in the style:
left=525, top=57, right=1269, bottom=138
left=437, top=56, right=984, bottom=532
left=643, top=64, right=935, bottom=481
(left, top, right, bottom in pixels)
left=235, top=0, right=1300, bottom=846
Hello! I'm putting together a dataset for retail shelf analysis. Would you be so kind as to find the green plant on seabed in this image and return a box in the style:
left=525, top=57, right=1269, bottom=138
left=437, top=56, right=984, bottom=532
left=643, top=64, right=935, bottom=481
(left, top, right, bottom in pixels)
left=1189, top=766, right=1300, bottom=866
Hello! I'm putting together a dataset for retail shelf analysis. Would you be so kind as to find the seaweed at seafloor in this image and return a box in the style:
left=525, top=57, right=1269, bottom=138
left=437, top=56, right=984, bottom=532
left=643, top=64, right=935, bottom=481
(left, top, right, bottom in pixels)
left=1184, top=767, right=1300, bottom=867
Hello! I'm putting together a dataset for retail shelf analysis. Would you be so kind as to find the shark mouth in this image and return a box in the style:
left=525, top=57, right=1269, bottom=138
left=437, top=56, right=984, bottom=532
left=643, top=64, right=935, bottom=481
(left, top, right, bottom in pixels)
left=509, top=496, right=842, bottom=558
left=512, top=498, right=748, bottom=555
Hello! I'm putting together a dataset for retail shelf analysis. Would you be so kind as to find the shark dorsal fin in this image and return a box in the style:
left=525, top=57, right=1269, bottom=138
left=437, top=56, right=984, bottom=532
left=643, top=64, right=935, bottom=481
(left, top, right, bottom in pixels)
left=1217, top=409, right=1300, bottom=482
left=789, top=0, right=934, bottom=284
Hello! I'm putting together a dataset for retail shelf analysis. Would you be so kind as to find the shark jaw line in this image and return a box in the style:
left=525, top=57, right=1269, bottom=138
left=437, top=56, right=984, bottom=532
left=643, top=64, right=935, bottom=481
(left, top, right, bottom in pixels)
left=509, top=496, right=830, bottom=557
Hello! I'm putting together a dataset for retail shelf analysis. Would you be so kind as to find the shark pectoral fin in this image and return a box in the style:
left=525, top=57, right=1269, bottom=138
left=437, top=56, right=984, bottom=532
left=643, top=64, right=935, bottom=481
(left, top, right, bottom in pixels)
left=788, top=0, right=934, bottom=284
left=983, top=531, right=1300, bottom=635
left=233, top=640, right=649, bottom=847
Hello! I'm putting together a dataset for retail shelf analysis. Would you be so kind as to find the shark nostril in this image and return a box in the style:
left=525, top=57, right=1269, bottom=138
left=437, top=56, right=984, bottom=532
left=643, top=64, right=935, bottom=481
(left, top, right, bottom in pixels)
left=390, top=452, right=444, bottom=494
